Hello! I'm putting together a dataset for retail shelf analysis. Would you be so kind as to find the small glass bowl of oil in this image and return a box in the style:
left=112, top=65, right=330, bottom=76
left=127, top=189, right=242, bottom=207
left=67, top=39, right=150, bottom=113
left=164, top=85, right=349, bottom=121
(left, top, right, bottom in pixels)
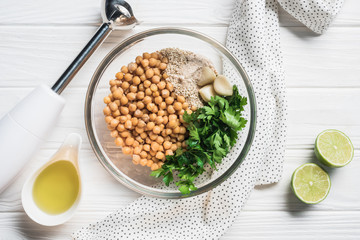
left=22, top=133, right=82, bottom=226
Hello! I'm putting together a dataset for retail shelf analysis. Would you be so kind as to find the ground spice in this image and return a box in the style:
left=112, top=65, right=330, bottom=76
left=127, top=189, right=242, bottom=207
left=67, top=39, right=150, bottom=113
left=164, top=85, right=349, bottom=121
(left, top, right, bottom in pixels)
left=159, top=48, right=216, bottom=108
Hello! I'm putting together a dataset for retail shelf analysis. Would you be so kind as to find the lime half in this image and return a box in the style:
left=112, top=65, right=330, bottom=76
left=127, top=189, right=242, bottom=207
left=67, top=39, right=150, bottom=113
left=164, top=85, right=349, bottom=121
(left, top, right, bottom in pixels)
left=315, top=129, right=354, bottom=168
left=291, top=163, right=331, bottom=204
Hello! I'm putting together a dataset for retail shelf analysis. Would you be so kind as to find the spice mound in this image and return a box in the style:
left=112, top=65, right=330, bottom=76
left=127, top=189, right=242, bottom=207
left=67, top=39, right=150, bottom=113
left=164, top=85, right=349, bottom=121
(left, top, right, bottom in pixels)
left=159, top=48, right=216, bottom=109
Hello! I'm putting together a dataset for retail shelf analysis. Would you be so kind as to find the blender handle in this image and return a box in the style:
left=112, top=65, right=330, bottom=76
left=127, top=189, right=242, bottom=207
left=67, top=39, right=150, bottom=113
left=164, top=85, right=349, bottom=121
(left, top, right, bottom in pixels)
left=51, top=22, right=112, bottom=94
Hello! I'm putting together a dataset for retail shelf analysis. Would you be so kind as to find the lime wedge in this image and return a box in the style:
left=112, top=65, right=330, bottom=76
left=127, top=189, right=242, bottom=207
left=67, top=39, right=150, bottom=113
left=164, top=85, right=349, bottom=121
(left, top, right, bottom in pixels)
left=315, top=129, right=354, bottom=168
left=291, top=163, right=331, bottom=204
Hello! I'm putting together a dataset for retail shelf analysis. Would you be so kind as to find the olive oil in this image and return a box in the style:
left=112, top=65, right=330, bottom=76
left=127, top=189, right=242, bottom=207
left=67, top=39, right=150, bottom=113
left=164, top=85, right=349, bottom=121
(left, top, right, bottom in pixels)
left=32, top=160, right=79, bottom=215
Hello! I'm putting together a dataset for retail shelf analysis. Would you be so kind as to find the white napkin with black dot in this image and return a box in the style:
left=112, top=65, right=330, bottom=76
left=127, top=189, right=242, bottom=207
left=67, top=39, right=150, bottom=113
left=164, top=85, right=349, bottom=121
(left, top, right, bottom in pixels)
left=73, top=0, right=343, bottom=239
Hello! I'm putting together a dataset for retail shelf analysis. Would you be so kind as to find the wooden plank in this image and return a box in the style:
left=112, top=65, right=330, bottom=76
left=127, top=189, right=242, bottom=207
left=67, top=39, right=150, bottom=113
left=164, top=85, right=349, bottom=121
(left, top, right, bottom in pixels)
left=0, top=0, right=359, bottom=27
left=0, top=210, right=359, bottom=239
left=0, top=26, right=359, bottom=88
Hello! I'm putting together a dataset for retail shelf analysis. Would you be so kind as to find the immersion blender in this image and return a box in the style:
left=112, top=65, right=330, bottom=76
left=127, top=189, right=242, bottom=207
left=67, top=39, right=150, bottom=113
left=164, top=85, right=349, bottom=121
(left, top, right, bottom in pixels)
left=0, top=0, right=137, bottom=193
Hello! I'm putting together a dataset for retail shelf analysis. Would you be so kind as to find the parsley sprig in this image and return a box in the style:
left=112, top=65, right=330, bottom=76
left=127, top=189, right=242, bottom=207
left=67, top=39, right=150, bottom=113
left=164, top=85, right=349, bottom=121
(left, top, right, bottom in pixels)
left=150, top=85, right=247, bottom=194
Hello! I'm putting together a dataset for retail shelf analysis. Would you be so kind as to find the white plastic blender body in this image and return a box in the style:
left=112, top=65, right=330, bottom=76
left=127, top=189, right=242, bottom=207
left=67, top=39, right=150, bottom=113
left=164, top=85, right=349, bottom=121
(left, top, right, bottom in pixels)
left=0, top=85, right=65, bottom=193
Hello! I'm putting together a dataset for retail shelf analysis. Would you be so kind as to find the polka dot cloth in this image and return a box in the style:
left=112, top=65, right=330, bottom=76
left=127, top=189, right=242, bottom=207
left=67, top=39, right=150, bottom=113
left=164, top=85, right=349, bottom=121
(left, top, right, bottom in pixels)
left=73, top=0, right=343, bottom=239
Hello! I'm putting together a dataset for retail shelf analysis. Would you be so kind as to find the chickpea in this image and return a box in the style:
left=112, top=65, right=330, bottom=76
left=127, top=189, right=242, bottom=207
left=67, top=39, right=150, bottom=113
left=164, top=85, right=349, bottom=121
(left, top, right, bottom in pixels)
left=137, top=120, right=146, bottom=128
left=122, top=146, right=132, bottom=155
left=112, top=109, right=120, bottom=117
left=131, top=76, right=140, bottom=86
left=161, top=89, right=170, bottom=99
left=146, top=160, right=154, bottom=167
left=105, top=116, right=113, bottom=124
left=151, top=163, right=159, bottom=171
left=132, top=155, right=140, bottom=165
left=165, top=97, right=174, bottom=105
left=182, top=102, right=189, bottom=110
left=166, top=82, right=174, bottom=92
left=159, top=62, right=167, bottom=70
left=143, top=52, right=151, bottom=59
left=147, top=103, right=155, bottom=112
left=109, top=118, right=119, bottom=128
left=178, top=109, right=185, bottom=115
left=121, top=66, right=128, bottom=74
left=149, top=58, right=157, bottom=67
left=118, top=96, right=127, bottom=106
left=173, top=102, right=182, bottom=111
left=136, top=56, right=143, bottom=64
left=110, top=130, right=118, bottom=138
left=145, top=88, right=152, bottom=96
left=140, top=158, right=148, bottom=166
left=178, top=134, right=185, bottom=142
left=140, top=151, right=147, bottom=159
left=155, top=151, right=165, bottom=160
left=110, top=85, right=117, bottom=93
left=163, top=141, right=172, bottom=150
left=135, top=67, right=144, bottom=76
left=150, top=84, right=158, bottom=92
left=107, top=125, right=115, bottom=131
left=165, top=149, right=174, bottom=156
left=134, top=109, right=143, bottom=118
left=140, top=74, right=146, bottom=81
left=143, top=144, right=150, bottom=152
left=157, top=81, right=166, bottom=90
left=140, top=132, right=147, bottom=139
left=127, top=92, right=136, bottom=101
left=152, top=75, right=160, bottom=84
left=108, top=102, right=117, bottom=112
left=145, top=69, right=154, bottom=79
left=163, top=116, right=169, bottom=125
left=159, top=102, right=167, bottom=110
left=141, top=59, right=149, bottom=68
left=143, top=96, right=152, bottom=105
left=115, top=137, right=124, bottom=146
left=149, top=113, right=157, bottom=121
left=151, top=142, right=160, bottom=151
left=104, top=96, right=111, bottom=104
left=136, top=91, right=144, bottom=100
left=154, top=96, right=162, bottom=105
left=124, top=73, right=132, bottom=82
left=142, top=114, right=149, bottom=122
left=167, top=105, right=175, bottom=114
left=115, top=72, right=124, bottom=80
left=146, top=137, right=152, bottom=144
left=134, top=146, right=142, bottom=155
left=187, top=110, right=193, bottom=114
left=151, top=52, right=159, bottom=59
left=156, top=136, right=164, bottom=144
left=149, top=150, right=156, bottom=156
left=120, top=106, right=129, bottom=115
left=176, top=142, right=182, bottom=148
left=103, top=106, right=111, bottom=116
left=135, top=127, right=144, bottom=134
left=152, top=126, right=161, bottom=135
left=155, top=116, right=163, bottom=125
left=121, top=81, right=129, bottom=90
left=137, top=101, right=145, bottom=109
left=125, top=137, right=135, bottom=146
left=110, top=79, right=117, bottom=86
left=131, top=118, right=138, bottom=127
left=146, top=122, right=155, bottom=131
left=191, top=105, right=197, bottom=111
left=168, top=120, right=178, bottom=129
left=149, top=132, right=158, bottom=141
left=124, top=120, right=132, bottom=129
left=153, top=68, right=160, bottom=76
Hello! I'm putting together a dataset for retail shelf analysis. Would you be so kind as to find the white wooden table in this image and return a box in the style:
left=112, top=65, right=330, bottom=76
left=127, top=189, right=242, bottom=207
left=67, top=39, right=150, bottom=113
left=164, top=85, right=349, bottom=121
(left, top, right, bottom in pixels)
left=0, top=0, right=359, bottom=239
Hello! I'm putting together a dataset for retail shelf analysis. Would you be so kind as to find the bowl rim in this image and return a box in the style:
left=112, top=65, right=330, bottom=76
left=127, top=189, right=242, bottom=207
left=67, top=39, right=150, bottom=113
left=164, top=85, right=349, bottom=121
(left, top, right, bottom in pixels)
left=84, top=27, right=257, bottom=199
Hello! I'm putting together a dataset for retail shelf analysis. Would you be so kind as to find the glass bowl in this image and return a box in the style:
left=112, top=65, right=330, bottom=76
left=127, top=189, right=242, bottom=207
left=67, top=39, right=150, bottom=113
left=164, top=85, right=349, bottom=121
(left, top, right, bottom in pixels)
left=84, top=27, right=256, bottom=199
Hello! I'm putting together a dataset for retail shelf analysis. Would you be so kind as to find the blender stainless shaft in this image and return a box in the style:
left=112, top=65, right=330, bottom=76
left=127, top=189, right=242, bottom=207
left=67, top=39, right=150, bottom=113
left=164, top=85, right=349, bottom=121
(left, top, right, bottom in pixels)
left=51, top=0, right=137, bottom=94
left=51, top=23, right=112, bottom=94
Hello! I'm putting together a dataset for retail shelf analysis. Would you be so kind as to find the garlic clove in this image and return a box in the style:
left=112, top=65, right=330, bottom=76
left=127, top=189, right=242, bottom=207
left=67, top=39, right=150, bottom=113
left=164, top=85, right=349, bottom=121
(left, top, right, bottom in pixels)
left=213, top=75, right=233, bottom=96
left=199, top=84, right=217, bottom=102
left=198, top=67, right=216, bottom=86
